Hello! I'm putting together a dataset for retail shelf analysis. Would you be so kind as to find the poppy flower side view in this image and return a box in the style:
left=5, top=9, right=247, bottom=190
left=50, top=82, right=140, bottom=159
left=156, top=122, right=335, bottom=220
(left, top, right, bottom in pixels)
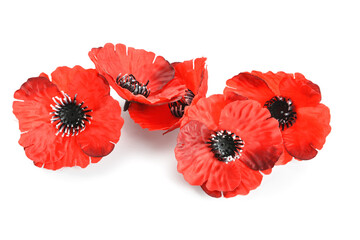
left=89, top=43, right=187, bottom=109
left=224, top=71, right=331, bottom=165
left=175, top=95, right=283, bottom=197
left=13, top=66, right=124, bottom=170
left=126, top=57, right=208, bottom=131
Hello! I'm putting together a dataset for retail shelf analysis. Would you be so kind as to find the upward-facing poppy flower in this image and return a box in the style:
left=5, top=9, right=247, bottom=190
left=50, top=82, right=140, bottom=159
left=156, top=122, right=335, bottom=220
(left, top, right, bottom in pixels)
left=13, top=66, right=124, bottom=170
left=126, top=58, right=208, bottom=131
left=224, top=71, right=331, bottom=165
left=175, top=95, right=283, bottom=197
left=89, top=43, right=186, bottom=110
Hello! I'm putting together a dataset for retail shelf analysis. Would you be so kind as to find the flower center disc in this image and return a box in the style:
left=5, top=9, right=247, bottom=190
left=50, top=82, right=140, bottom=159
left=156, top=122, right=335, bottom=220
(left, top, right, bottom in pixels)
left=264, top=96, right=297, bottom=130
left=207, top=130, right=244, bottom=163
left=169, top=89, right=195, bottom=118
left=50, top=93, right=92, bottom=137
left=116, top=74, right=150, bottom=97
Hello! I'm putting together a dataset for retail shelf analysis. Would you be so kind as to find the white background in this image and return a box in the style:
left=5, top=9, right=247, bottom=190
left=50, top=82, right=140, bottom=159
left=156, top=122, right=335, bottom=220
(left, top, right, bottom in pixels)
left=1, top=0, right=359, bottom=239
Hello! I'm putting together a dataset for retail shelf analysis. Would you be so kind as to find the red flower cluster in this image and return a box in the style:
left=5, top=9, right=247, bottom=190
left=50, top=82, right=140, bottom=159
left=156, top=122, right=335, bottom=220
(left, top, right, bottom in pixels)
left=13, top=43, right=331, bottom=198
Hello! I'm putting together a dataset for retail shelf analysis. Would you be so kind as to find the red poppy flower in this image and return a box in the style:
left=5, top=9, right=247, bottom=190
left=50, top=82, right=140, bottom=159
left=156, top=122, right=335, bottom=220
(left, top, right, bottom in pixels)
left=175, top=95, right=283, bottom=197
left=126, top=58, right=208, bottom=131
left=13, top=66, right=124, bottom=170
left=224, top=71, right=331, bottom=165
left=89, top=43, right=186, bottom=110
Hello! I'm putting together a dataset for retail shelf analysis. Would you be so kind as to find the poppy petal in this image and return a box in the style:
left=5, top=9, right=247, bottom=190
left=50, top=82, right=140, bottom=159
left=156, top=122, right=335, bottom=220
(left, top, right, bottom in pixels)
left=172, top=57, right=208, bottom=95
left=182, top=94, right=229, bottom=131
left=19, top=124, right=67, bottom=167
left=250, top=71, right=289, bottom=96
left=224, top=72, right=275, bottom=105
left=201, top=161, right=263, bottom=198
left=219, top=100, right=283, bottom=171
left=39, top=137, right=94, bottom=170
left=283, top=104, right=331, bottom=160
left=279, top=73, right=321, bottom=108
left=128, top=102, right=180, bottom=131
left=275, top=148, right=293, bottom=165
left=51, top=66, right=110, bottom=109
left=77, top=96, right=124, bottom=157
left=205, top=159, right=242, bottom=192
left=200, top=183, right=222, bottom=198
left=176, top=121, right=215, bottom=186
left=13, top=77, right=62, bottom=132
left=223, top=163, right=263, bottom=198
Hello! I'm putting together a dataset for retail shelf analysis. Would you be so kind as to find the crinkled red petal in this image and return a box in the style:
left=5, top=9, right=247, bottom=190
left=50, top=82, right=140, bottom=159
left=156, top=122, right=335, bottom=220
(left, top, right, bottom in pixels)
left=219, top=100, right=283, bottom=171
left=204, top=159, right=242, bottom=192
left=51, top=66, right=110, bottom=109
left=201, top=161, right=263, bottom=198
left=279, top=73, right=321, bottom=108
left=182, top=94, right=230, bottom=131
left=19, top=123, right=67, bottom=167
left=275, top=148, right=293, bottom=165
left=175, top=121, right=215, bottom=186
left=283, top=104, right=331, bottom=160
left=37, top=137, right=95, bottom=170
left=128, top=102, right=179, bottom=131
left=13, top=77, right=62, bottom=132
left=223, top=164, right=263, bottom=198
left=171, top=57, right=208, bottom=95
left=201, top=183, right=222, bottom=198
left=89, top=43, right=176, bottom=103
left=224, top=72, right=275, bottom=105
left=250, top=71, right=290, bottom=95
left=77, top=96, right=124, bottom=157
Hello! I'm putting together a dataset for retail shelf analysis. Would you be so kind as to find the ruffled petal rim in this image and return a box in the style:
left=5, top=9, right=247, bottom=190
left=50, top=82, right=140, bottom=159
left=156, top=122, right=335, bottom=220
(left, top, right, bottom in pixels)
left=282, top=104, right=331, bottom=160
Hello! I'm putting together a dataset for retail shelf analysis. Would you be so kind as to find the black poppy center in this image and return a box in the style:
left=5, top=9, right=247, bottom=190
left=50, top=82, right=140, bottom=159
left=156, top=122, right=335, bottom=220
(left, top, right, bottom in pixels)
left=58, top=102, right=85, bottom=125
left=206, top=130, right=244, bottom=163
left=50, top=94, right=92, bottom=137
left=169, top=89, right=195, bottom=118
left=116, top=74, right=150, bottom=98
left=264, top=96, right=297, bottom=130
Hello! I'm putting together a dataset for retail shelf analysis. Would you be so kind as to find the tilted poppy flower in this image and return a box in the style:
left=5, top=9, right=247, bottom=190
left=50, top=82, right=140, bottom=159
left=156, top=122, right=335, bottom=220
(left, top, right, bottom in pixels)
left=89, top=43, right=186, bottom=110
left=175, top=95, right=283, bottom=197
left=224, top=71, right=331, bottom=165
left=13, top=66, right=124, bottom=170
left=126, top=58, right=208, bottom=131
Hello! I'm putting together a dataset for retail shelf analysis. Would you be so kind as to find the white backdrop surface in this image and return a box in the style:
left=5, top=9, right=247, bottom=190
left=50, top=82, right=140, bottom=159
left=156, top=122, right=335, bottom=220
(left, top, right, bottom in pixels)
left=1, top=0, right=359, bottom=239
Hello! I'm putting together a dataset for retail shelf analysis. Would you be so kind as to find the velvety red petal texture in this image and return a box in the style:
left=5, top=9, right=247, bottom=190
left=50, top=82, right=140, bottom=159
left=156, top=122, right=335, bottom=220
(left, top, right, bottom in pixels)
left=250, top=71, right=287, bottom=96
left=19, top=124, right=67, bottom=167
left=224, top=72, right=275, bottom=106
left=36, top=138, right=95, bottom=170
left=201, top=161, right=263, bottom=198
left=204, top=159, right=242, bottom=192
left=275, top=149, right=293, bottom=165
left=282, top=104, right=331, bottom=160
left=89, top=43, right=178, bottom=104
left=279, top=73, right=321, bottom=108
left=77, top=96, right=124, bottom=157
left=13, top=77, right=62, bottom=132
left=128, top=102, right=180, bottom=131
left=171, top=57, right=208, bottom=95
left=201, top=183, right=222, bottom=198
left=219, top=100, right=283, bottom=171
left=51, top=66, right=110, bottom=109
left=176, top=121, right=215, bottom=186
left=182, top=94, right=231, bottom=131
